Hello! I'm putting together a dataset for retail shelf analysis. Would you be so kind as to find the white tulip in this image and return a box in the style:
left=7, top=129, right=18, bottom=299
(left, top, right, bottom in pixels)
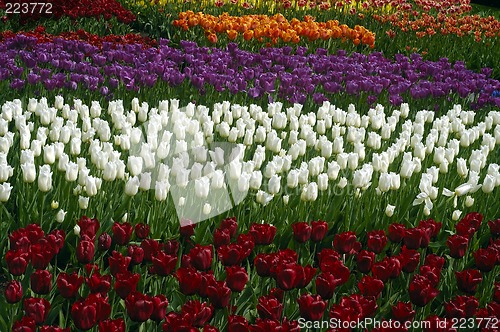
left=195, top=177, right=210, bottom=198
left=125, top=176, right=140, bottom=196
left=452, top=210, right=462, bottom=221
left=238, top=172, right=251, bottom=192
left=0, top=182, right=12, bottom=202
left=139, top=172, right=152, bottom=191
left=327, top=161, right=340, bottom=180
left=70, top=137, right=81, bottom=155
left=283, top=195, right=289, bottom=205
left=211, top=170, right=225, bottom=189
left=287, top=169, right=299, bottom=188
left=85, top=176, right=99, bottom=197
left=482, top=174, right=496, bottom=194
left=268, top=175, right=281, bottom=195
left=250, top=170, right=263, bottom=190
left=256, top=190, right=273, bottom=206
left=74, top=224, right=81, bottom=236
left=338, top=177, right=348, bottom=189
left=38, top=165, right=53, bottom=192
left=78, top=196, right=89, bottom=209
left=385, top=204, right=395, bottom=217
left=21, top=162, right=36, bottom=183
left=155, top=180, right=169, bottom=201
left=301, top=182, right=318, bottom=202
left=56, top=209, right=67, bottom=223
left=318, top=173, right=328, bottom=191
left=127, top=156, right=143, bottom=176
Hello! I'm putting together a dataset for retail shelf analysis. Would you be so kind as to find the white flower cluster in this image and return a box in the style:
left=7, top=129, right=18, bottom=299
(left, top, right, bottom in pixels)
left=0, top=97, right=499, bottom=220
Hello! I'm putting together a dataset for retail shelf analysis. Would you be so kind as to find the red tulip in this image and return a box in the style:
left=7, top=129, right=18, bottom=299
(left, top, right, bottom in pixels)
left=108, top=251, right=131, bottom=276
left=329, top=294, right=377, bottom=321
left=97, top=233, right=112, bottom=251
left=333, top=231, right=357, bottom=254
left=98, top=318, right=125, bottom=332
left=24, top=297, right=51, bottom=324
left=446, top=234, right=469, bottom=259
left=114, top=272, right=140, bottom=299
left=225, top=266, right=248, bottom=292
left=488, top=218, right=500, bottom=236
left=391, top=302, right=416, bottom=322
left=5, top=249, right=29, bottom=276
left=4, top=280, right=23, bottom=303
left=125, top=291, right=154, bottom=322
left=198, top=272, right=217, bottom=298
left=367, top=230, right=388, bottom=253
left=57, top=272, right=84, bottom=298
left=388, top=223, right=406, bottom=243
left=254, top=253, right=277, bottom=277
left=30, top=269, right=52, bottom=295
left=397, top=246, right=420, bottom=273
left=78, top=216, right=100, bottom=240
left=180, top=220, right=196, bottom=238
left=358, top=275, right=384, bottom=298
left=206, top=281, right=231, bottom=308
left=30, top=242, right=56, bottom=269
left=134, top=223, right=150, bottom=239
left=188, top=245, right=213, bottom=271
left=228, top=315, right=249, bottom=332
left=127, top=245, right=144, bottom=265
left=112, top=222, right=133, bottom=245
left=150, top=294, right=169, bottom=322
left=181, top=300, right=214, bottom=327
left=257, top=294, right=283, bottom=320
left=275, top=263, right=304, bottom=290
left=213, top=228, right=231, bottom=248
left=217, top=243, right=250, bottom=266
left=140, top=238, right=160, bottom=262
left=473, top=248, right=497, bottom=272
left=408, top=275, right=439, bottom=307
left=444, top=295, right=478, bottom=318
left=316, top=270, right=349, bottom=300
left=418, top=219, right=442, bottom=238
left=455, top=269, right=482, bottom=294
left=76, top=240, right=95, bottom=264
left=12, top=317, right=36, bottom=332
left=86, top=272, right=111, bottom=295
left=297, top=294, right=327, bottom=321
left=310, top=220, right=328, bottom=242
left=176, top=267, right=201, bottom=295
left=220, top=217, right=238, bottom=237
left=371, top=256, right=401, bottom=282
left=248, top=223, right=276, bottom=245
left=151, top=251, right=178, bottom=276
left=356, top=250, right=376, bottom=273
left=291, top=222, right=312, bottom=243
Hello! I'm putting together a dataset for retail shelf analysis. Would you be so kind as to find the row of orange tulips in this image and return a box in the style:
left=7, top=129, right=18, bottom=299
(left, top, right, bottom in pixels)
left=173, top=11, right=375, bottom=46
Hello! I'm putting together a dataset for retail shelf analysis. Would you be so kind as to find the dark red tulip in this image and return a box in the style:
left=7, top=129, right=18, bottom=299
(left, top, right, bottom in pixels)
left=140, top=238, right=160, bottom=262
left=31, top=242, right=55, bottom=269
left=115, top=272, right=140, bottom=299
left=489, top=218, right=500, bottom=236
left=182, top=300, right=214, bottom=327
left=292, top=222, right=312, bottom=243
left=391, top=302, right=416, bottom=322
left=317, top=248, right=340, bottom=271
left=275, top=263, right=304, bottom=290
left=254, top=253, right=277, bottom=277
left=310, top=220, right=328, bottom=242
left=456, top=212, right=483, bottom=238
left=150, top=294, right=169, bottom=322
left=127, top=245, right=144, bottom=265
left=217, top=243, right=250, bottom=266
left=112, top=222, right=133, bottom=245
left=424, top=254, right=445, bottom=271
left=418, top=219, right=442, bottom=238
left=76, top=240, right=95, bottom=264
left=236, top=233, right=255, bottom=253
left=24, top=297, right=51, bottom=324
left=30, top=270, right=52, bottom=295
left=71, top=300, right=98, bottom=330
left=47, top=229, right=65, bottom=254
left=333, top=231, right=357, bottom=254
left=108, top=251, right=131, bottom=276
left=444, top=295, right=479, bottom=318
left=12, top=317, right=36, bottom=332
left=297, top=294, right=327, bottom=321
left=97, top=233, right=112, bottom=251
left=419, top=265, right=441, bottom=288
left=397, top=246, right=420, bottom=273
left=228, top=315, right=249, bottom=332
left=226, top=266, right=248, bottom=292
left=198, top=272, right=217, bottom=298
left=447, top=234, right=469, bottom=259
left=4, top=280, right=23, bottom=303
left=388, top=223, right=406, bottom=243
left=371, top=257, right=401, bottom=282
left=5, top=249, right=29, bottom=276
left=455, top=269, right=482, bottom=294
left=213, top=228, right=231, bottom=248
left=358, top=276, right=385, bottom=298
left=176, top=267, right=201, bottom=295
left=189, top=245, right=213, bottom=271
left=473, top=248, right=497, bottom=272
left=57, top=272, right=84, bottom=298
left=77, top=216, right=100, bottom=240
left=257, top=294, right=283, bottom=320
left=408, top=275, right=439, bottom=307
left=206, top=281, right=231, bottom=308
left=367, top=230, right=388, bottom=254
left=403, top=227, right=425, bottom=250
left=86, top=272, right=111, bottom=295
left=162, top=240, right=180, bottom=255
left=297, top=265, right=317, bottom=289
left=356, top=250, right=376, bottom=273
left=134, top=223, right=150, bottom=239
left=220, top=217, right=238, bottom=238
left=316, top=269, right=349, bottom=300
left=125, top=291, right=154, bottom=322
left=248, top=223, right=276, bottom=245
left=180, top=221, right=196, bottom=238
left=98, top=318, right=125, bottom=332
left=329, top=294, right=377, bottom=321
left=151, top=251, right=178, bottom=276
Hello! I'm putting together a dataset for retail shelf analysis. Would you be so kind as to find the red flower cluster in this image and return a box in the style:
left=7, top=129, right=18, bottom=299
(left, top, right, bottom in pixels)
left=3, top=212, right=500, bottom=330
left=0, top=27, right=157, bottom=48
left=0, top=0, right=135, bottom=24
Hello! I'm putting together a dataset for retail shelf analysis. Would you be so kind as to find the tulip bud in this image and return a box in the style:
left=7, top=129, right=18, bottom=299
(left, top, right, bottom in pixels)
left=78, top=196, right=89, bottom=210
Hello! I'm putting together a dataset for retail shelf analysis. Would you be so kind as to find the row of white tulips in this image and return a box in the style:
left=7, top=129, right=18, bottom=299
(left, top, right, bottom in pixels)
left=0, top=96, right=499, bottom=223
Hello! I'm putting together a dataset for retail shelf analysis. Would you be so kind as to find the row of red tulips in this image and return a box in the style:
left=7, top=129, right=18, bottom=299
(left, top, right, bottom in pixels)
left=3, top=212, right=500, bottom=331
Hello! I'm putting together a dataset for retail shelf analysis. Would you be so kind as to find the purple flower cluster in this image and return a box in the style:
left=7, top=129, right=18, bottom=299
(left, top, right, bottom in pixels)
left=1, top=35, right=499, bottom=108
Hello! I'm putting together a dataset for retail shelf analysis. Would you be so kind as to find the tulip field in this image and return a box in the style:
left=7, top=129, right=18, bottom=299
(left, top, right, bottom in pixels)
left=1, top=1, right=500, bottom=331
